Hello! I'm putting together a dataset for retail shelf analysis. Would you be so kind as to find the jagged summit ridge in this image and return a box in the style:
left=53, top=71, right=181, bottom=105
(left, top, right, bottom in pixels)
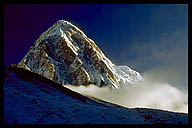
left=18, top=19, right=142, bottom=88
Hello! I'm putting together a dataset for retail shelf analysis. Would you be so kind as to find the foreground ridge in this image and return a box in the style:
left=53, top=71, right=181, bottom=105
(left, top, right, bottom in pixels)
left=4, top=65, right=188, bottom=124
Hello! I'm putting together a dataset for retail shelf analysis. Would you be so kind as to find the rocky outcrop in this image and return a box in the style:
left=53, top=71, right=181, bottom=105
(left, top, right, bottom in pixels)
left=18, top=20, right=142, bottom=88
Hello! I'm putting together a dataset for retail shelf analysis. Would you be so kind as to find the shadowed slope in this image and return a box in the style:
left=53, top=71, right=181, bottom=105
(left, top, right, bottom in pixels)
left=4, top=65, right=188, bottom=124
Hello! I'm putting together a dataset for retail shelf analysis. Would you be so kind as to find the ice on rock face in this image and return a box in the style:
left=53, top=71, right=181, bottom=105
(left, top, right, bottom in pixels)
left=18, top=19, right=143, bottom=88
left=114, top=65, right=143, bottom=86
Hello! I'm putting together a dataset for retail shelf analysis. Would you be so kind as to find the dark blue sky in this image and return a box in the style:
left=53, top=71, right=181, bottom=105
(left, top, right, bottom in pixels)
left=4, top=4, right=188, bottom=75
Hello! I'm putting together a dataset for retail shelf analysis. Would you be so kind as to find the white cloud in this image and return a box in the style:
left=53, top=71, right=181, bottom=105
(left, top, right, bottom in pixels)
left=65, top=4, right=188, bottom=114
left=65, top=79, right=188, bottom=113
left=64, top=25, right=188, bottom=114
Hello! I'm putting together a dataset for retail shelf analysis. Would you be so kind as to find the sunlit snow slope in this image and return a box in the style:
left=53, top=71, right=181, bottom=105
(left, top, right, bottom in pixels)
left=18, top=20, right=142, bottom=88
left=4, top=65, right=187, bottom=124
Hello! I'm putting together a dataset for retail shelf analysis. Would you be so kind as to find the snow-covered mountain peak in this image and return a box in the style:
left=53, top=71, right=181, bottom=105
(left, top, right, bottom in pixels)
left=18, top=19, right=143, bottom=88
left=45, top=19, right=86, bottom=38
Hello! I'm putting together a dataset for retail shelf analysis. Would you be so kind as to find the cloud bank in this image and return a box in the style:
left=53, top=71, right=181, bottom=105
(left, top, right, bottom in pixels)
left=64, top=5, right=188, bottom=114
left=65, top=77, right=188, bottom=113
left=65, top=28, right=188, bottom=114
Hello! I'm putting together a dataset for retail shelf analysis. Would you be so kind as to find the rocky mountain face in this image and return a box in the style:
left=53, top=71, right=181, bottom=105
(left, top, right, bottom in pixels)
left=18, top=20, right=142, bottom=88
